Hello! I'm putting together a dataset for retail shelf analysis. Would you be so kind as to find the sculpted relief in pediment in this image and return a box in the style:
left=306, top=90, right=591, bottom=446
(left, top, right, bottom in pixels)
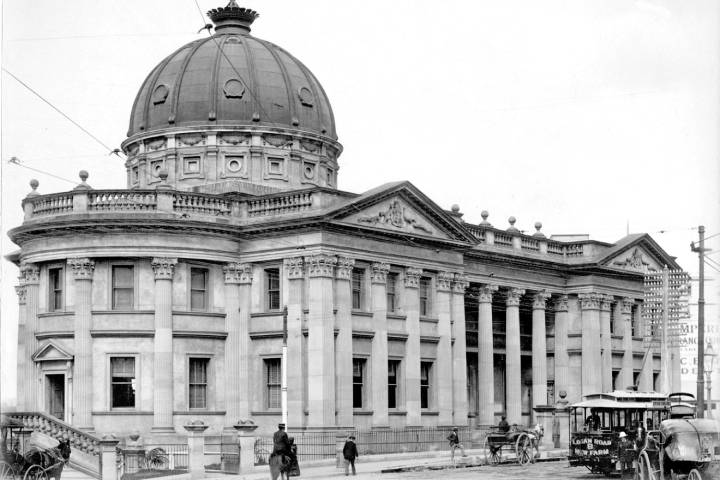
left=344, top=197, right=448, bottom=239
left=611, top=247, right=660, bottom=273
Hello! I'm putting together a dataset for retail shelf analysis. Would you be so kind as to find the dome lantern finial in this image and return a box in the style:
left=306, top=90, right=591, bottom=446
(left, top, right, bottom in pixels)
left=207, top=2, right=259, bottom=33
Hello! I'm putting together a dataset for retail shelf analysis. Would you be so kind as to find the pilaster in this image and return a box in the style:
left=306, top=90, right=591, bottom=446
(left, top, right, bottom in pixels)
left=403, top=267, right=423, bottom=426
left=578, top=292, right=602, bottom=396
left=334, top=256, right=355, bottom=428
left=151, top=257, right=177, bottom=432
left=283, top=257, right=304, bottom=429
left=619, top=298, right=635, bottom=390
left=67, top=258, right=94, bottom=429
left=370, top=262, right=390, bottom=428
left=505, top=287, right=524, bottom=424
left=477, top=284, right=498, bottom=425
left=600, top=295, right=613, bottom=392
left=305, top=254, right=337, bottom=428
left=15, top=280, right=28, bottom=410
left=451, top=274, right=469, bottom=426
left=532, top=291, right=550, bottom=411
left=553, top=296, right=569, bottom=402
left=436, top=272, right=454, bottom=425
left=223, top=262, right=253, bottom=425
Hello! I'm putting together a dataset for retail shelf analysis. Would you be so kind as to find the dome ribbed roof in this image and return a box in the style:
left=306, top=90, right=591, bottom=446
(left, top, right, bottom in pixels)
left=127, top=4, right=336, bottom=140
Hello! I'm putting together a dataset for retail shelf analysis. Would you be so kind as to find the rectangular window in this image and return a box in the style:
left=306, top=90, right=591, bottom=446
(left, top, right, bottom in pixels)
left=184, top=156, right=200, bottom=174
left=111, top=357, right=136, bottom=408
left=630, top=306, right=636, bottom=336
left=112, top=265, right=134, bottom=310
left=420, top=361, right=432, bottom=409
left=611, top=370, right=620, bottom=391
left=353, top=358, right=366, bottom=408
left=265, top=268, right=280, bottom=311
left=190, top=268, right=208, bottom=310
left=386, top=273, right=397, bottom=313
left=388, top=360, right=400, bottom=409
left=419, top=277, right=431, bottom=316
left=189, top=358, right=208, bottom=409
left=609, top=306, right=615, bottom=334
left=266, top=358, right=281, bottom=409
left=352, top=268, right=364, bottom=310
left=48, top=267, right=63, bottom=311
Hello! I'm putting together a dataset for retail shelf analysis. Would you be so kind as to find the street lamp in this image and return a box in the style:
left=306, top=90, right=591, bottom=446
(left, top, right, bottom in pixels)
left=704, top=341, right=717, bottom=418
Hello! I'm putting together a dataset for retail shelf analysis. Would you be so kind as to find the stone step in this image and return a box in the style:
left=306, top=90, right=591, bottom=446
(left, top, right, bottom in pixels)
left=61, top=467, right=95, bottom=480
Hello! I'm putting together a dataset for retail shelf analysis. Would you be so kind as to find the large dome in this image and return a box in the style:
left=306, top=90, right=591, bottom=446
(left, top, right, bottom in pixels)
left=126, top=3, right=336, bottom=141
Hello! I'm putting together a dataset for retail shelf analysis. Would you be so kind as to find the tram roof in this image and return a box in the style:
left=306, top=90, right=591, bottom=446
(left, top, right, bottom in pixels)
left=571, top=390, right=671, bottom=410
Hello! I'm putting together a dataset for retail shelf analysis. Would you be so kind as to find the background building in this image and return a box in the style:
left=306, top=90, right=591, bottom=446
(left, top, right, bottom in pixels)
left=7, top=2, right=686, bottom=438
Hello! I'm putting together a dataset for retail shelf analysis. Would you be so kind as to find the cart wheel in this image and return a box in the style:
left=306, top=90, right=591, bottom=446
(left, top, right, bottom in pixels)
left=483, top=437, right=501, bottom=465
left=23, top=466, right=47, bottom=480
left=687, top=469, right=703, bottom=480
left=515, top=433, right=534, bottom=465
left=0, top=461, right=15, bottom=480
left=636, top=452, right=652, bottom=480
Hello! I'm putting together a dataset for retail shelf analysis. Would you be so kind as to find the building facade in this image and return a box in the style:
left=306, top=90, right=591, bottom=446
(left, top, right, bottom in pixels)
left=8, top=2, right=682, bottom=437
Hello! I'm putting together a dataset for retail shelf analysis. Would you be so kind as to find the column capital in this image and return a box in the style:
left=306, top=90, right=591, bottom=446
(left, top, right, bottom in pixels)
left=578, top=292, right=602, bottom=310
left=335, top=256, right=355, bottom=281
left=283, top=257, right=305, bottom=280
left=555, top=294, right=569, bottom=312
left=403, top=267, right=423, bottom=288
left=452, top=274, right=469, bottom=294
left=19, top=262, right=40, bottom=285
left=505, top=288, right=525, bottom=307
left=370, top=262, right=390, bottom=284
left=532, top=290, right=551, bottom=310
left=600, top=295, right=614, bottom=312
left=620, top=297, right=635, bottom=315
left=151, top=257, right=177, bottom=280
left=15, top=285, right=27, bottom=305
left=305, top=254, right=337, bottom=278
left=477, top=284, right=498, bottom=303
left=436, top=271, right=455, bottom=292
left=223, top=262, right=253, bottom=284
left=67, top=258, right=95, bottom=280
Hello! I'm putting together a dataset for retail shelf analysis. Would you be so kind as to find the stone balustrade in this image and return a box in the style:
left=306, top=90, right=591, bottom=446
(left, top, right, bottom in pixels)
left=247, top=190, right=313, bottom=217
left=9, top=412, right=101, bottom=457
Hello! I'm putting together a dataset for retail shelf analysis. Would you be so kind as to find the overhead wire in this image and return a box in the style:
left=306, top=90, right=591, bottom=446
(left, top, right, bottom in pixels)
left=2, top=68, right=124, bottom=157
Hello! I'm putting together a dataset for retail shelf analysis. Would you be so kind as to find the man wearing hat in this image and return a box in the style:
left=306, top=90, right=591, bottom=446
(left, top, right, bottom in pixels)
left=273, top=423, right=290, bottom=457
left=446, top=427, right=466, bottom=464
left=342, top=434, right=359, bottom=476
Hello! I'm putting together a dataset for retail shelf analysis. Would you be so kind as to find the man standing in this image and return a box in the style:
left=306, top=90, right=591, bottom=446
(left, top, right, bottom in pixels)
left=273, top=423, right=290, bottom=456
left=342, top=435, right=359, bottom=476
left=271, top=423, right=291, bottom=478
left=446, top=427, right=466, bottom=464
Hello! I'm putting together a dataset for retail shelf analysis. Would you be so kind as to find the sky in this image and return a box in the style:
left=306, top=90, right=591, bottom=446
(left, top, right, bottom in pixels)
left=2, top=0, right=720, bottom=408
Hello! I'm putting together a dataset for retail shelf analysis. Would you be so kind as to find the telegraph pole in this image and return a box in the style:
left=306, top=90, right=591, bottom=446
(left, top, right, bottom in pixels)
left=692, top=226, right=706, bottom=417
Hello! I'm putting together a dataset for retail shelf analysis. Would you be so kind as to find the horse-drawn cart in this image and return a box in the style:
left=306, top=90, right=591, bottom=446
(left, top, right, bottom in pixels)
left=0, top=421, right=70, bottom=480
left=638, top=418, right=720, bottom=480
left=483, top=426, right=538, bottom=465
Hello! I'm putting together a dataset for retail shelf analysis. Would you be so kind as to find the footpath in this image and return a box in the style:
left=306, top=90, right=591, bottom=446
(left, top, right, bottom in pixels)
left=204, top=447, right=569, bottom=480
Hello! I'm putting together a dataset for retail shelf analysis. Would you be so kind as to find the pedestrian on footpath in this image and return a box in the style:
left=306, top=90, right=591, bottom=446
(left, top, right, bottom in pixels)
left=446, top=427, right=467, bottom=465
left=343, top=434, right=359, bottom=476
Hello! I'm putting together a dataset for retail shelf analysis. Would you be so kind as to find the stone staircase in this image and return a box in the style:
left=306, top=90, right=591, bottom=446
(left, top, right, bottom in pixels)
left=7, top=412, right=102, bottom=479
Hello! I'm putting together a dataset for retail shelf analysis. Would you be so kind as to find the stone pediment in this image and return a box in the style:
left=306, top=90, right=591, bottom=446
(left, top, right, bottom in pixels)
left=604, top=246, right=663, bottom=273
left=341, top=196, right=450, bottom=240
left=32, top=341, right=73, bottom=362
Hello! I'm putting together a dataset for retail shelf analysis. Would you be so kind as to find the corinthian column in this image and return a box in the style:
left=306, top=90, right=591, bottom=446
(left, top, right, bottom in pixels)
left=283, top=257, right=304, bottom=429
left=370, top=262, right=390, bottom=428
left=403, top=267, right=423, bottom=426
left=15, top=282, right=29, bottom=411
left=532, top=291, right=550, bottom=409
left=579, top=293, right=602, bottom=396
left=67, top=258, right=94, bottom=430
left=600, top=295, right=613, bottom=392
left=451, top=274, right=469, bottom=426
left=436, top=272, right=454, bottom=426
left=335, top=256, right=355, bottom=428
left=151, top=257, right=177, bottom=432
left=306, top=254, right=337, bottom=428
left=619, top=298, right=635, bottom=390
left=20, top=263, right=40, bottom=411
left=477, top=284, right=498, bottom=426
left=223, top=262, right=252, bottom=425
left=553, top=296, right=569, bottom=401
left=505, top=288, right=525, bottom=424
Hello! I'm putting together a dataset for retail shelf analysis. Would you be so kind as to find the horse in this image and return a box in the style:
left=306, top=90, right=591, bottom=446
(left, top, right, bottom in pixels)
left=528, top=424, right=544, bottom=459
left=24, top=439, right=71, bottom=480
left=268, top=452, right=290, bottom=480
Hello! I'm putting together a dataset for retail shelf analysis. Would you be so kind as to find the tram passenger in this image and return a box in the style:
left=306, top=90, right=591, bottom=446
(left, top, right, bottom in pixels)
left=585, top=409, right=601, bottom=431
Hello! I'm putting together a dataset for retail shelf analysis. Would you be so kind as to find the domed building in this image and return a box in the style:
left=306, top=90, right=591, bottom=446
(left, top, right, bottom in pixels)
left=9, top=1, right=681, bottom=446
